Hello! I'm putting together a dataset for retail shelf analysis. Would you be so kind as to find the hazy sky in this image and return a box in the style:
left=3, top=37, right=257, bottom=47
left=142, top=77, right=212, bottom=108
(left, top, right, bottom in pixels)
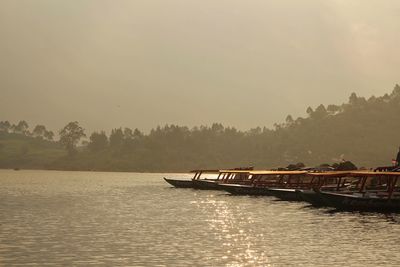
left=1, top=0, right=399, bottom=133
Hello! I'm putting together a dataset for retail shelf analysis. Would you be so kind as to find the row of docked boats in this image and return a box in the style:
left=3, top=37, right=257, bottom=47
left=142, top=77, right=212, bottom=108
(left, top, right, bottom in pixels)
left=164, top=168, right=400, bottom=212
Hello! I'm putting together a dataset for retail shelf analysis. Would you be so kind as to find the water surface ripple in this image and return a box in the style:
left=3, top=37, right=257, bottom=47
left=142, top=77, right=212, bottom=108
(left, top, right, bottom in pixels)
left=1, top=170, right=400, bottom=266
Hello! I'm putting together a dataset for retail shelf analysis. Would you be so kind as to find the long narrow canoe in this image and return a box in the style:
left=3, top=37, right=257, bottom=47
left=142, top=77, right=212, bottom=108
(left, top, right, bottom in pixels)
left=221, top=185, right=306, bottom=201
left=163, top=169, right=219, bottom=188
left=318, top=191, right=400, bottom=212
left=307, top=171, right=400, bottom=211
left=164, top=167, right=253, bottom=190
left=220, top=170, right=308, bottom=197
left=299, top=188, right=352, bottom=207
left=219, top=184, right=272, bottom=196
left=299, top=189, right=326, bottom=206
left=266, top=188, right=304, bottom=201
left=163, top=178, right=194, bottom=188
left=192, top=179, right=220, bottom=190
left=298, top=171, right=358, bottom=206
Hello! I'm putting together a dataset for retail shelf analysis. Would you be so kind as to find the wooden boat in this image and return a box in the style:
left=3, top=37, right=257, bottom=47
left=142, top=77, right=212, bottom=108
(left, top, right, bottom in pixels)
left=192, top=179, right=221, bottom=190
left=220, top=170, right=309, bottom=199
left=219, top=170, right=274, bottom=195
left=318, top=191, right=400, bottom=212
left=298, top=171, right=354, bottom=206
left=190, top=167, right=254, bottom=190
left=221, top=170, right=358, bottom=202
left=164, top=167, right=253, bottom=189
left=259, top=171, right=334, bottom=201
left=164, top=169, right=219, bottom=188
left=221, top=183, right=271, bottom=196
left=266, top=188, right=305, bottom=201
left=316, top=171, right=400, bottom=212
left=163, top=177, right=194, bottom=188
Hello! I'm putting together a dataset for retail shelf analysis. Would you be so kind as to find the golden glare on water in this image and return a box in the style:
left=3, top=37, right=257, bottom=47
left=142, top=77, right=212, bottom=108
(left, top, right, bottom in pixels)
left=194, top=196, right=271, bottom=266
left=2, top=170, right=400, bottom=266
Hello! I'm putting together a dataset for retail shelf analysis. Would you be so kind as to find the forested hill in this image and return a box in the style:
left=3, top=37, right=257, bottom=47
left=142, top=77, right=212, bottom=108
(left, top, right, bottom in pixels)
left=1, top=85, right=400, bottom=172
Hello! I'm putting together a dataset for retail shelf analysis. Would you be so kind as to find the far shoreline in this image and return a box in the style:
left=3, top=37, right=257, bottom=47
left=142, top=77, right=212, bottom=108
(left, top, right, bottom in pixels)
left=0, top=168, right=191, bottom=174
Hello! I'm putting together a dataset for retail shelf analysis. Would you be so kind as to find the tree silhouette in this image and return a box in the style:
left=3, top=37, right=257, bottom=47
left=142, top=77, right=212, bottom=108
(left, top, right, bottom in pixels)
left=109, top=128, right=124, bottom=148
left=0, top=121, right=11, bottom=133
left=285, top=115, right=294, bottom=125
left=306, top=107, right=313, bottom=116
left=59, top=121, right=86, bottom=155
left=44, top=130, right=54, bottom=141
left=33, top=125, right=46, bottom=138
left=88, top=131, right=108, bottom=152
left=12, top=121, right=29, bottom=135
left=2, top=85, right=400, bottom=171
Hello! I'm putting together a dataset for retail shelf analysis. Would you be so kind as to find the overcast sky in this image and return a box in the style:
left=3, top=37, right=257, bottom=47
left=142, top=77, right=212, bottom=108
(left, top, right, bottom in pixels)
left=1, top=0, right=399, bottom=133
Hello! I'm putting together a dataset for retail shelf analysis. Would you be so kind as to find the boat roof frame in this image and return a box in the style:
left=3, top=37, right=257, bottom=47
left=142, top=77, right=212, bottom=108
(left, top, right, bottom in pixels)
left=307, top=171, right=352, bottom=177
left=307, top=171, right=400, bottom=177
left=218, top=170, right=308, bottom=175
left=190, top=169, right=220, bottom=173
left=350, top=171, right=400, bottom=177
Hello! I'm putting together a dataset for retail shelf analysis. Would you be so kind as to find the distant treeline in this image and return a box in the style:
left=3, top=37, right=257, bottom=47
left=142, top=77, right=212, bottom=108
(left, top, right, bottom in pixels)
left=1, top=85, right=400, bottom=172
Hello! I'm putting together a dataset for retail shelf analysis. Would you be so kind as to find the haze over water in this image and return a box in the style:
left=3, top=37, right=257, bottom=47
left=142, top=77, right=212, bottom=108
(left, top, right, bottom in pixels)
left=2, top=1, right=400, bottom=266
left=1, top=170, right=400, bottom=266
left=2, top=1, right=400, bottom=132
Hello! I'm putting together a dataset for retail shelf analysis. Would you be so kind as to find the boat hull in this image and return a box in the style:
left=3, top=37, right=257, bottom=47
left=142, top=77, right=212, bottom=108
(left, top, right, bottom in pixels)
left=221, top=184, right=307, bottom=200
left=266, top=188, right=303, bottom=201
left=319, top=191, right=400, bottom=212
left=192, top=179, right=221, bottom=190
left=163, top=178, right=194, bottom=188
left=220, top=184, right=272, bottom=196
left=299, top=189, right=327, bottom=207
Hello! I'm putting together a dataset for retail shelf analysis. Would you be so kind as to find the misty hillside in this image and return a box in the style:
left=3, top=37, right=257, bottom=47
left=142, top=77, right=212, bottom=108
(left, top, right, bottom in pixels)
left=0, top=132, right=64, bottom=170
left=1, top=85, right=400, bottom=172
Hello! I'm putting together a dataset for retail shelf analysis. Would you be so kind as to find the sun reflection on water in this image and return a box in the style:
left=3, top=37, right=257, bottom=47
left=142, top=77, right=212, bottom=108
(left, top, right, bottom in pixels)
left=191, top=195, right=271, bottom=266
left=3, top=171, right=400, bottom=266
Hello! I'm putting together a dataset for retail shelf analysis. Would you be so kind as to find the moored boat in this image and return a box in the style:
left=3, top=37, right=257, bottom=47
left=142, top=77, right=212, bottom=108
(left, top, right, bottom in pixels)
left=298, top=171, right=354, bottom=206
left=220, top=170, right=309, bottom=198
left=266, top=188, right=304, bottom=201
left=164, top=169, right=219, bottom=188
left=191, top=167, right=254, bottom=190
left=316, top=171, right=400, bottom=212
left=163, top=178, right=194, bottom=188
left=318, top=190, right=400, bottom=212
left=192, top=179, right=221, bottom=190
left=221, top=183, right=272, bottom=196
left=164, top=167, right=254, bottom=189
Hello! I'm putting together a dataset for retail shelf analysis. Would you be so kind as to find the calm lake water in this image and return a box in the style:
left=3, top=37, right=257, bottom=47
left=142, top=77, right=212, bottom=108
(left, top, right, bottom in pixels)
left=1, top=170, right=400, bottom=266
